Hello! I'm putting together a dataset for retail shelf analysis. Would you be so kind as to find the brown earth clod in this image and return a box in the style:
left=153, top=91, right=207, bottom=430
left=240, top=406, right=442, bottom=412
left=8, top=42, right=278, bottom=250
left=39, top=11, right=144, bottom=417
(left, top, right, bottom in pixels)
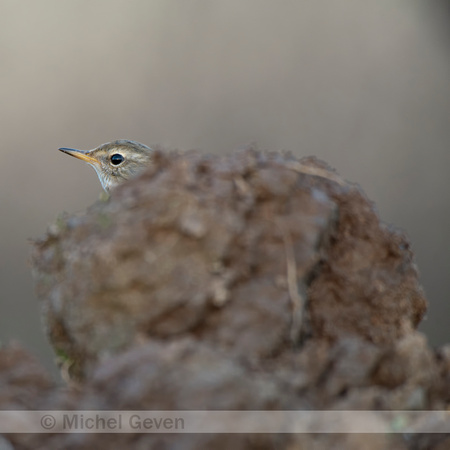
left=4, top=149, right=446, bottom=449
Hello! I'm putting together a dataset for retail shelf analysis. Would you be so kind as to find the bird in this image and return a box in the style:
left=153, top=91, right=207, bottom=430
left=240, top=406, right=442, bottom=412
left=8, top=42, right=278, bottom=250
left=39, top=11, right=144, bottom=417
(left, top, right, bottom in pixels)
left=59, top=140, right=154, bottom=192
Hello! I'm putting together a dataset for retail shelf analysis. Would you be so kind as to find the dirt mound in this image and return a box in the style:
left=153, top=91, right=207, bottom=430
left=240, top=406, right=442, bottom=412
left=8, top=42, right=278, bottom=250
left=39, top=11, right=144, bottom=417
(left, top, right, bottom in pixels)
left=4, top=148, right=447, bottom=449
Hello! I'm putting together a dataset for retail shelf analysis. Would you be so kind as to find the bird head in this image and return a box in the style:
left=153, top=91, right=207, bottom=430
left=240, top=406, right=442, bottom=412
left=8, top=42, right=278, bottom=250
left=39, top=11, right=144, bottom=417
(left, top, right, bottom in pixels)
left=59, top=140, right=153, bottom=192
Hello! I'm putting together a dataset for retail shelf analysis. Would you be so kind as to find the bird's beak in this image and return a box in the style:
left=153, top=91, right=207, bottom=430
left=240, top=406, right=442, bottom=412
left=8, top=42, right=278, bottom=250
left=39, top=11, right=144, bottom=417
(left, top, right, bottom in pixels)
left=59, top=148, right=99, bottom=165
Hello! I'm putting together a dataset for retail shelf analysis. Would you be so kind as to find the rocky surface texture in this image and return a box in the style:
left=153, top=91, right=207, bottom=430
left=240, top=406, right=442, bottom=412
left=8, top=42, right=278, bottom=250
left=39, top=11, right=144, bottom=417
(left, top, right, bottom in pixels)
left=2, top=149, right=449, bottom=449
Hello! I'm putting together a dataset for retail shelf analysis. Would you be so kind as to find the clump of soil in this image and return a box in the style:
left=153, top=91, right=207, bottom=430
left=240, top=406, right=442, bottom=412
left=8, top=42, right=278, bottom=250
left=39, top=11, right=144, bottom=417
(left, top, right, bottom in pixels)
left=5, top=148, right=447, bottom=449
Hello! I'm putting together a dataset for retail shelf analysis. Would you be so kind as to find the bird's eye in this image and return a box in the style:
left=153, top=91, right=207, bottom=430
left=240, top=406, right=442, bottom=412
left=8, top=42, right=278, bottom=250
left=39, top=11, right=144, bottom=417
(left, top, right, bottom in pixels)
left=110, top=153, right=124, bottom=165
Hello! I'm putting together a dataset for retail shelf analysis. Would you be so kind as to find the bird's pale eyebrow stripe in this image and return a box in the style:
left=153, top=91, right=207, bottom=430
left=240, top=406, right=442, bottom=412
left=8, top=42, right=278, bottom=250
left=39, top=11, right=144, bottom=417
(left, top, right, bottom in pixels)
left=60, top=140, right=153, bottom=191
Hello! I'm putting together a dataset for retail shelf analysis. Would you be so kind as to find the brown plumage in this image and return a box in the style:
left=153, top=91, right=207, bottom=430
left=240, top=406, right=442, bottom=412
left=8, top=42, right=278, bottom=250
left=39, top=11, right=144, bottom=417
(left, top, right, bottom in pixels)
left=59, top=140, right=154, bottom=192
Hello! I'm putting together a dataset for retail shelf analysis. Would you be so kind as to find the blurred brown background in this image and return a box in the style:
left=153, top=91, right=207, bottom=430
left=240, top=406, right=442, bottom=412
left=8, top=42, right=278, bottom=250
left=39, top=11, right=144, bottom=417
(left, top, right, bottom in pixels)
left=1, top=0, right=449, bottom=375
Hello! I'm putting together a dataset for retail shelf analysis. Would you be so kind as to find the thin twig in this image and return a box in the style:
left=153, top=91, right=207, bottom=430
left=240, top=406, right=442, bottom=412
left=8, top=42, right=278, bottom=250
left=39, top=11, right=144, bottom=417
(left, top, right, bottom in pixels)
left=285, top=161, right=346, bottom=186
left=277, top=220, right=304, bottom=343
